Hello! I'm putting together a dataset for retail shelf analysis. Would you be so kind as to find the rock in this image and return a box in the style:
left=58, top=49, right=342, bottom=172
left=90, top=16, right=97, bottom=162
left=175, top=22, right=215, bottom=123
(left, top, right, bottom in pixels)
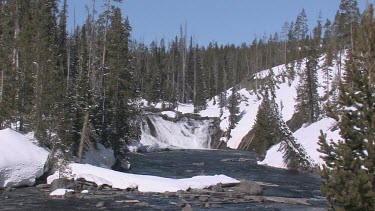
left=211, top=183, right=223, bottom=192
left=233, top=181, right=263, bottom=195
left=164, top=191, right=176, bottom=197
left=198, top=196, right=209, bottom=202
left=36, top=184, right=50, bottom=189
left=19, top=203, right=24, bottom=206
left=97, top=184, right=112, bottom=190
left=96, top=201, right=105, bottom=208
left=51, top=178, right=76, bottom=192
left=5, top=187, right=13, bottom=192
left=238, top=158, right=251, bottom=162
left=211, top=197, right=221, bottom=202
left=204, top=203, right=210, bottom=208
left=64, top=191, right=75, bottom=198
left=181, top=204, right=192, bottom=211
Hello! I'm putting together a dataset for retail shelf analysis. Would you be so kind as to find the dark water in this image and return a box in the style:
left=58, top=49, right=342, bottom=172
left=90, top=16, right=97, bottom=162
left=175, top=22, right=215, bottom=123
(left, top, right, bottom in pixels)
left=0, top=150, right=326, bottom=210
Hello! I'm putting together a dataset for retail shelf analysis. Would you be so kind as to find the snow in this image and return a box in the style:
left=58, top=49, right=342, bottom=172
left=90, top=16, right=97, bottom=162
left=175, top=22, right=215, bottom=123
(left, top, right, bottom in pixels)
left=47, top=163, right=239, bottom=193
left=293, top=118, right=340, bottom=166
left=258, top=118, right=340, bottom=168
left=50, top=188, right=74, bottom=196
left=257, top=144, right=286, bottom=169
left=0, top=128, right=50, bottom=188
left=82, top=143, right=116, bottom=169
left=161, top=111, right=177, bottom=118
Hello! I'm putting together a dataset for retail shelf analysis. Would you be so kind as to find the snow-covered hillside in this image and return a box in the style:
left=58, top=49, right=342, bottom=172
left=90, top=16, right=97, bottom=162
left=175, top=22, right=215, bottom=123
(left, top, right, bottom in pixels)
left=259, top=118, right=340, bottom=168
left=143, top=55, right=343, bottom=169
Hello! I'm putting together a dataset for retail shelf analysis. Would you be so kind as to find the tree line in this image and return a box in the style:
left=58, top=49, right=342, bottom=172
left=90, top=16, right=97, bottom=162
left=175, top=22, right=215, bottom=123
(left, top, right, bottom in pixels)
left=0, top=0, right=139, bottom=166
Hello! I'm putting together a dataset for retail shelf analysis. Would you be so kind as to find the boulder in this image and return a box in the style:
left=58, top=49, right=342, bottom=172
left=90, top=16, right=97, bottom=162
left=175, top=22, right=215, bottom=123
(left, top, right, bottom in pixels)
left=232, top=181, right=263, bottom=195
left=50, top=178, right=77, bottom=192
left=0, top=129, right=49, bottom=188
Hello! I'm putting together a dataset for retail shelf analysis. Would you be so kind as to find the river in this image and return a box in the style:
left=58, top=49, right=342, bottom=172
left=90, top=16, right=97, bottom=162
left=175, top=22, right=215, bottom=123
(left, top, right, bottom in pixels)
left=0, top=149, right=326, bottom=210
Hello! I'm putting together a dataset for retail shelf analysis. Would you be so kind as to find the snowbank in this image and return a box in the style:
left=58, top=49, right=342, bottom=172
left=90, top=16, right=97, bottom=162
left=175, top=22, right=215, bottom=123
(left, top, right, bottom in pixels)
left=258, top=118, right=340, bottom=169
left=47, top=163, right=239, bottom=193
left=0, top=128, right=49, bottom=188
left=161, top=111, right=177, bottom=118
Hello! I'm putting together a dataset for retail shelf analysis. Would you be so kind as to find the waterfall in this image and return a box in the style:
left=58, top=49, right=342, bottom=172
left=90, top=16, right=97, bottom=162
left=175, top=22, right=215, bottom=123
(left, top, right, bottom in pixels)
left=140, top=114, right=213, bottom=149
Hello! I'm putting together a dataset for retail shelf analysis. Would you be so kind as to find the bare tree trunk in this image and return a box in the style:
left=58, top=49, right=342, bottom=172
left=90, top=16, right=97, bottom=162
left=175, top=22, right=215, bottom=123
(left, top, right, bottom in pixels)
left=193, top=47, right=197, bottom=105
left=245, top=51, right=250, bottom=77
left=101, top=0, right=110, bottom=129
left=0, top=69, right=3, bottom=103
left=180, top=24, right=187, bottom=103
left=67, top=38, right=71, bottom=91
left=78, top=112, right=89, bottom=163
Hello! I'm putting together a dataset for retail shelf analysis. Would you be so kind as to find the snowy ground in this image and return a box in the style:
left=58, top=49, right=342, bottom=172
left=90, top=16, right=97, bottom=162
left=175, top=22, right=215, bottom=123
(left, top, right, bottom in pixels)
left=47, top=163, right=239, bottom=193
left=0, top=129, right=49, bottom=188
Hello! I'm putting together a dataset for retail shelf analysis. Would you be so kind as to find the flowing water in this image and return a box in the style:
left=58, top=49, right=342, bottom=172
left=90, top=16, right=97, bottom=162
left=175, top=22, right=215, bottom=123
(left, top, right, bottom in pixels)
left=0, top=149, right=326, bottom=210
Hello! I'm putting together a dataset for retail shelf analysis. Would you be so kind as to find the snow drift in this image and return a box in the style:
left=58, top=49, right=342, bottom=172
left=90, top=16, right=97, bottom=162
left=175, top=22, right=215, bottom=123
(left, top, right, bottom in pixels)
left=0, top=128, right=49, bottom=188
left=47, top=163, right=239, bottom=193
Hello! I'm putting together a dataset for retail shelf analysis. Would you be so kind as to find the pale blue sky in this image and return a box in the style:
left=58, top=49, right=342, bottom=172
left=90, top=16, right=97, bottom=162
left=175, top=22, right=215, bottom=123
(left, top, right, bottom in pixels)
left=66, top=0, right=369, bottom=46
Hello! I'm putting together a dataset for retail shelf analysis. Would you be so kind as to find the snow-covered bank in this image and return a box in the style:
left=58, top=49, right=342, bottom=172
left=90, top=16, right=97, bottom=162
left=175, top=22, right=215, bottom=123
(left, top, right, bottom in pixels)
left=258, top=118, right=340, bottom=169
left=47, top=163, right=239, bottom=193
left=0, top=128, right=49, bottom=188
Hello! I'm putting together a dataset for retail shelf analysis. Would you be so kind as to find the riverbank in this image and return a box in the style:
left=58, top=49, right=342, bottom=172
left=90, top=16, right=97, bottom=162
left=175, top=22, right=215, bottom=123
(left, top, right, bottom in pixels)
left=0, top=150, right=326, bottom=210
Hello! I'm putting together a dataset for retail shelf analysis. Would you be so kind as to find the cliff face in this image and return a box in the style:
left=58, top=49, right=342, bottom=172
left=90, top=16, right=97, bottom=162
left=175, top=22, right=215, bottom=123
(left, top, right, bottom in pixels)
left=140, top=112, right=227, bottom=150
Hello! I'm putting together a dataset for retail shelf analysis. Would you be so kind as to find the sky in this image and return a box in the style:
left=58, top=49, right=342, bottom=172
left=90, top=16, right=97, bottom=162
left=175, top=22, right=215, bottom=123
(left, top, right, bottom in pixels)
left=66, top=0, right=369, bottom=46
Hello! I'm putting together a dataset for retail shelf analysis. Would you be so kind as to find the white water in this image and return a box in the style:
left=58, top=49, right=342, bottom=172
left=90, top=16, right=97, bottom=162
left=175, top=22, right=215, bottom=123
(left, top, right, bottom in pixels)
left=140, top=114, right=212, bottom=149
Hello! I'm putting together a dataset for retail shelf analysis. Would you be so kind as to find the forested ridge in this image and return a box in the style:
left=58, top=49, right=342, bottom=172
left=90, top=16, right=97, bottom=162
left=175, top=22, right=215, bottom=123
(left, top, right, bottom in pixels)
left=0, top=0, right=374, bottom=209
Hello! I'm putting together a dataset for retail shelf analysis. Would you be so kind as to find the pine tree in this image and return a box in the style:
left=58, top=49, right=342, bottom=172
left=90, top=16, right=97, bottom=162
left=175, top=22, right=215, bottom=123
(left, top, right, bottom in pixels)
left=251, top=86, right=281, bottom=158
left=193, top=46, right=207, bottom=112
left=319, top=5, right=375, bottom=210
left=106, top=8, right=140, bottom=158
left=337, top=0, right=360, bottom=49
left=227, top=86, right=240, bottom=135
left=295, top=19, right=321, bottom=125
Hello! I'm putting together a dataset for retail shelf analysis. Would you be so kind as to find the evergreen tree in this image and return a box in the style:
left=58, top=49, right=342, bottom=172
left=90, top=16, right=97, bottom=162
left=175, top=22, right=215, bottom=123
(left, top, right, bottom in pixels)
left=251, top=86, right=280, bottom=158
left=337, top=0, right=360, bottom=49
left=106, top=8, right=140, bottom=158
left=319, top=5, right=375, bottom=210
left=295, top=19, right=321, bottom=124
left=193, top=46, right=207, bottom=112
left=227, top=86, right=240, bottom=135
